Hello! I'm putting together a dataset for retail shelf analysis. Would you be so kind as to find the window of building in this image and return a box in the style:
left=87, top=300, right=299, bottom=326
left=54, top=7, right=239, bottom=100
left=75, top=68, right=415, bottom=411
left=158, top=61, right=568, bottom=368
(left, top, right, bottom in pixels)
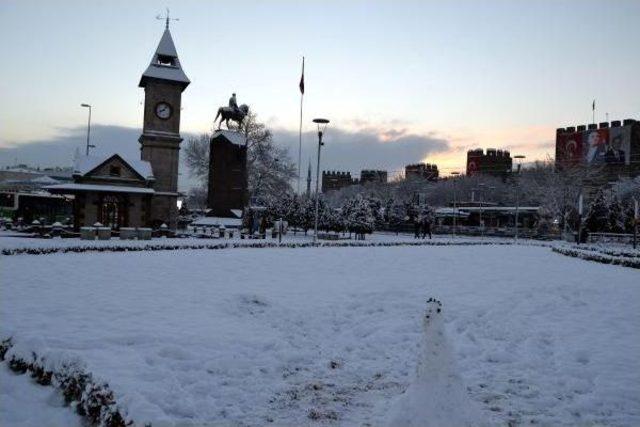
left=109, top=165, right=121, bottom=176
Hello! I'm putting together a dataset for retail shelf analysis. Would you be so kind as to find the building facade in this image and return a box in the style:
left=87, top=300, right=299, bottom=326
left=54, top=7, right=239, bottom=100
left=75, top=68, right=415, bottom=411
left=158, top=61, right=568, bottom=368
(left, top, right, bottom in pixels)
left=46, top=24, right=188, bottom=230
left=555, top=118, right=640, bottom=178
left=405, top=163, right=439, bottom=181
left=322, top=171, right=356, bottom=192
left=466, top=149, right=513, bottom=177
left=360, top=170, right=388, bottom=185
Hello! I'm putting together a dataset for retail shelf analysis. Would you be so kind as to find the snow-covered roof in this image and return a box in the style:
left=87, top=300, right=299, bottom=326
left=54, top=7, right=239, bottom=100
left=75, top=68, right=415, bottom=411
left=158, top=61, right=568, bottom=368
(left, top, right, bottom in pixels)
left=434, top=208, right=470, bottom=218
left=192, top=216, right=242, bottom=227
left=74, top=154, right=154, bottom=181
left=139, top=28, right=190, bottom=88
left=458, top=206, right=540, bottom=213
left=30, top=175, right=60, bottom=184
left=212, top=130, right=246, bottom=146
left=46, top=183, right=155, bottom=195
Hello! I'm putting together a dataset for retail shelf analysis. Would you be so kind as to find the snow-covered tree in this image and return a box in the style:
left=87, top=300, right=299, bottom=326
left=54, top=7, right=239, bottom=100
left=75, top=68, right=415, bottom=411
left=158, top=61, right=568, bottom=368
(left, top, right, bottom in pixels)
left=343, top=196, right=375, bottom=239
left=585, top=191, right=609, bottom=232
left=608, top=195, right=626, bottom=233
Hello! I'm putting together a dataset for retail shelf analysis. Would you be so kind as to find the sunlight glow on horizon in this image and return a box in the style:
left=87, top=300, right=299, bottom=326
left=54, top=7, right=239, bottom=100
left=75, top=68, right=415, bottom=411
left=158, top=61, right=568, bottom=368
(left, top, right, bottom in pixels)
left=1, top=0, right=638, bottom=174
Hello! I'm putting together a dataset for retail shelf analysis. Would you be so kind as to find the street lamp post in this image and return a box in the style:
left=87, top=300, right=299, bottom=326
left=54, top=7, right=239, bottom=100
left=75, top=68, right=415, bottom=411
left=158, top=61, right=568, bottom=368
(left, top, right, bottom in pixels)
left=633, top=197, right=638, bottom=250
left=477, top=183, right=485, bottom=238
left=81, top=103, right=95, bottom=156
left=451, top=171, right=460, bottom=238
left=513, top=155, right=526, bottom=242
left=312, top=118, right=329, bottom=243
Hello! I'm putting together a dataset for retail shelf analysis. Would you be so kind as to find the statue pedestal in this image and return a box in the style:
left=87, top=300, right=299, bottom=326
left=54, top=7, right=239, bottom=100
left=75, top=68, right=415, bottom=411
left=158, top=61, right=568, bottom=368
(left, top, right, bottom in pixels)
left=207, top=131, right=248, bottom=218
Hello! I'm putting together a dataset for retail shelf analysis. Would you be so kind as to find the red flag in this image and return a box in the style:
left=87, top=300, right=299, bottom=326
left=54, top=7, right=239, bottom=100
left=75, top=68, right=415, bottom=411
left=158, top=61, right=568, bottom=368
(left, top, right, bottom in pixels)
left=299, top=57, right=305, bottom=95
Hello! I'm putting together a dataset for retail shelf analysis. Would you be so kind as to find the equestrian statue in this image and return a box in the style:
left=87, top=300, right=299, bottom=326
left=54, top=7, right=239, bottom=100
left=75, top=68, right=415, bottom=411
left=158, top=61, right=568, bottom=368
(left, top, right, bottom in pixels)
left=214, top=92, right=249, bottom=130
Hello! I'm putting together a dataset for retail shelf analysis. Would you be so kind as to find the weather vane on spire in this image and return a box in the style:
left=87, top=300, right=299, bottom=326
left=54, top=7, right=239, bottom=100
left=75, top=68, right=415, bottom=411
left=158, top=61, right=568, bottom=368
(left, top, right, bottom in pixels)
left=156, top=8, right=179, bottom=30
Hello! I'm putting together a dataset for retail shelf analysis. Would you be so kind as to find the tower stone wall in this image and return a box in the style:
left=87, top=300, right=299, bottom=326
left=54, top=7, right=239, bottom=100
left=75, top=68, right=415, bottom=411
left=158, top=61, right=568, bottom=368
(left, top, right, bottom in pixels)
left=207, top=133, right=248, bottom=217
left=137, top=26, right=190, bottom=229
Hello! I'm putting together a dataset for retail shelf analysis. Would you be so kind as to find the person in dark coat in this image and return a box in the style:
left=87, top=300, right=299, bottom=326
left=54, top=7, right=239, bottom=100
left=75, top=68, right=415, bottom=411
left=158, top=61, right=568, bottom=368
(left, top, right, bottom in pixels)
left=414, top=216, right=421, bottom=238
left=422, top=217, right=432, bottom=239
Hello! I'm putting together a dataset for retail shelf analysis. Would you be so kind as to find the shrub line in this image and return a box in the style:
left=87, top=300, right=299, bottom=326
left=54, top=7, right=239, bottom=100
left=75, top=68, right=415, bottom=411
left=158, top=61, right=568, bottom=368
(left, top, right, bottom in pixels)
left=551, top=247, right=640, bottom=269
left=1, top=239, right=516, bottom=256
left=0, top=337, right=131, bottom=427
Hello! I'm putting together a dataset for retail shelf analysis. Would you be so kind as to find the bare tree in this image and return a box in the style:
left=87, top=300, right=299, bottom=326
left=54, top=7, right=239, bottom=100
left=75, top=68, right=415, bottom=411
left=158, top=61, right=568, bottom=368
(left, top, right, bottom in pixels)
left=185, top=185, right=208, bottom=212
left=184, top=134, right=210, bottom=184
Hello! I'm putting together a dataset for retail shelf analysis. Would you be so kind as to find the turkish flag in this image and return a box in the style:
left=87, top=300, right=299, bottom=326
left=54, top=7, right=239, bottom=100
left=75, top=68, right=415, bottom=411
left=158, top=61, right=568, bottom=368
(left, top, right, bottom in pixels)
left=299, top=57, right=305, bottom=94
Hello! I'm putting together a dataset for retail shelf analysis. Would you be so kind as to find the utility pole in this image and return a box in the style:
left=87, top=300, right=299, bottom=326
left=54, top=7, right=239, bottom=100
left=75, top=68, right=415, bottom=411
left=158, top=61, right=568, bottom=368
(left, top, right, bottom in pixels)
left=451, top=171, right=460, bottom=238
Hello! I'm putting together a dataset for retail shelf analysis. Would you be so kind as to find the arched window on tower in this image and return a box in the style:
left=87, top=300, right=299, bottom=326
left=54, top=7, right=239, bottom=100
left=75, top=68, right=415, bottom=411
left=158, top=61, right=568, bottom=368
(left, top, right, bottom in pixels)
left=157, top=55, right=176, bottom=67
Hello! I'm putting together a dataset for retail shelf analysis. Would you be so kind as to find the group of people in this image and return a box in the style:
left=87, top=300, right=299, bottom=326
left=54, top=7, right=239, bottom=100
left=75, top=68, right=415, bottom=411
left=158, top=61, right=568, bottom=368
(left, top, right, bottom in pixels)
left=414, top=215, right=433, bottom=239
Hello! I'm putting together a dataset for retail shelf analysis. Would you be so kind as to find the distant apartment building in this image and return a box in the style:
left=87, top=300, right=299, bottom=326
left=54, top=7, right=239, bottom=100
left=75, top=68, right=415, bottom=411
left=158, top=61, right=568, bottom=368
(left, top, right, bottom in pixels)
left=404, top=163, right=439, bottom=182
left=466, top=149, right=513, bottom=177
left=360, top=170, right=388, bottom=185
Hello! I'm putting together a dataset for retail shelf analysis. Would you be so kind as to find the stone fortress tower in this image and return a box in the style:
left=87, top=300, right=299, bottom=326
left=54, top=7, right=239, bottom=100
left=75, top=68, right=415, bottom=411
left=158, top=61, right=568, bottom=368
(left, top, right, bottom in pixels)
left=138, top=20, right=190, bottom=229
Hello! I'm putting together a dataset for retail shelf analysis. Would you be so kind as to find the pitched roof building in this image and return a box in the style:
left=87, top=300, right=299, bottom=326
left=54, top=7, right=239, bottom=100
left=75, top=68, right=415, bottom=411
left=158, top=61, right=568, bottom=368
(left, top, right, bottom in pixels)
left=47, top=23, right=189, bottom=231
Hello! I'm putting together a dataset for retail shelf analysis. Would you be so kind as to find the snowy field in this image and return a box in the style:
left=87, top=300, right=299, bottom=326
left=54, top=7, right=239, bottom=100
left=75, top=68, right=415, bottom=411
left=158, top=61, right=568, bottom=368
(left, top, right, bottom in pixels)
left=2, top=244, right=639, bottom=426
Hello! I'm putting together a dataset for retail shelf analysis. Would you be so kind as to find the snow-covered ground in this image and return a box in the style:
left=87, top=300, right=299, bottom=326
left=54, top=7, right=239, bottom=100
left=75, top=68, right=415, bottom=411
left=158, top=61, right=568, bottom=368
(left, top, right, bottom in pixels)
left=0, top=364, right=82, bottom=427
left=1, top=245, right=639, bottom=426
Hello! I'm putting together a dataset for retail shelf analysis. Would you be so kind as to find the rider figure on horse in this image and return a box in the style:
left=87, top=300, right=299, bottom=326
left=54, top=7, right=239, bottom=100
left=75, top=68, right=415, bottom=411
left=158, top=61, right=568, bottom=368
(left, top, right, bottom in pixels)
left=215, top=93, right=249, bottom=130
left=229, top=93, right=239, bottom=114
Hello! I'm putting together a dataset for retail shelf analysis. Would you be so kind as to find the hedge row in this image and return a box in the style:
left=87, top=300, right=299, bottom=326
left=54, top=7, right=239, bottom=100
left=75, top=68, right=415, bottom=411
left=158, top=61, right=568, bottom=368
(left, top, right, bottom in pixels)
left=570, top=245, right=640, bottom=259
left=551, top=247, right=640, bottom=269
left=1, top=239, right=515, bottom=256
left=0, top=337, right=131, bottom=427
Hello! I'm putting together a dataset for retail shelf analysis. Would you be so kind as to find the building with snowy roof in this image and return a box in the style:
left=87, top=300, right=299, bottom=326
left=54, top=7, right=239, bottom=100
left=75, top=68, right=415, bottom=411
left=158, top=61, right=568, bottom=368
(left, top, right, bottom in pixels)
left=46, top=21, right=189, bottom=231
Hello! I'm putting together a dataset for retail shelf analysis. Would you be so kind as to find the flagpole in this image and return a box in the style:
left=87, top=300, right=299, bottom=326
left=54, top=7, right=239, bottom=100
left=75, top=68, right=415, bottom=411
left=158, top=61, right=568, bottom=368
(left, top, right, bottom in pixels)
left=297, top=57, right=305, bottom=194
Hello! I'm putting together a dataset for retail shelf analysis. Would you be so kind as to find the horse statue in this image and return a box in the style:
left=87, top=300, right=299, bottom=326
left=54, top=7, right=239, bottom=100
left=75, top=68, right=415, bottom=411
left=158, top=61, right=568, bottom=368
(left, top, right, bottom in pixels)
left=214, top=104, right=249, bottom=130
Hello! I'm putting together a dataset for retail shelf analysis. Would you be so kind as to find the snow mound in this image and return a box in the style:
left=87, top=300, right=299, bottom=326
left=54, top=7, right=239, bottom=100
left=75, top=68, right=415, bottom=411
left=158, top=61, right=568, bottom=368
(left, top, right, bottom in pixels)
left=387, top=298, right=486, bottom=427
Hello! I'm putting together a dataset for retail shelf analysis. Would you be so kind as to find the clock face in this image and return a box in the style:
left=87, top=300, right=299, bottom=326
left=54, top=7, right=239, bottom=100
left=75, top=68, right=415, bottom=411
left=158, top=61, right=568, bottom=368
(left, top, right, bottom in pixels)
left=155, top=102, right=172, bottom=120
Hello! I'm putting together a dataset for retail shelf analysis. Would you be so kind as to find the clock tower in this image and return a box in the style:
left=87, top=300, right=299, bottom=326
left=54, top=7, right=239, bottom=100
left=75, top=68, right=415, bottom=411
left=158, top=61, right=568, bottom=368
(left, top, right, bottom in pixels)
left=138, top=23, right=190, bottom=229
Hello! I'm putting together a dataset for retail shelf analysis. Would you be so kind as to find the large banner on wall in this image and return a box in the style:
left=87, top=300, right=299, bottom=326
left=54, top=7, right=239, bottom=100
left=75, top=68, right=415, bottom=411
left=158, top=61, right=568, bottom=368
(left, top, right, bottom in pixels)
left=608, top=126, right=631, bottom=165
left=583, top=128, right=609, bottom=164
left=557, top=131, right=584, bottom=165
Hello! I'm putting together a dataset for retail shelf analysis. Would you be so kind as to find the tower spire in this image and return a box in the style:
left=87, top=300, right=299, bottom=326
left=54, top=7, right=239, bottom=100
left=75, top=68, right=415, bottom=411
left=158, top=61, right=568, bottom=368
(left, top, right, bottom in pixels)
left=140, top=15, right=190, bottom=89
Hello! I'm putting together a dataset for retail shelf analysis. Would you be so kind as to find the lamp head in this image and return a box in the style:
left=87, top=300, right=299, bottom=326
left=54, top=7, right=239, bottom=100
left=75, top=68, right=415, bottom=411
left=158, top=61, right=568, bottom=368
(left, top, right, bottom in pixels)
left=81, top=103, right=91, bottom=108
left=313, top=118, right=330, bottom=139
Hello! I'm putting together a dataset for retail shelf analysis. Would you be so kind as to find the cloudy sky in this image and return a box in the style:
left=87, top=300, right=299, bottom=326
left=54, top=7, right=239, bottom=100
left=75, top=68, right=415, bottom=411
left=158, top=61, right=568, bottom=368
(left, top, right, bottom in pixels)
left=1, top=0, right=638, bottom=187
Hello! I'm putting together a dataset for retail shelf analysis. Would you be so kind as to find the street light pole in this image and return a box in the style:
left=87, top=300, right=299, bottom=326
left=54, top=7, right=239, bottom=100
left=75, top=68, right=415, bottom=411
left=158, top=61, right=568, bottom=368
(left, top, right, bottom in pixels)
left=477, top=183, right=485, bottom=239
left=451, top=171, right=460, bottom=238
left=633, top=198, right=638, bottom=250
left=513, top=155, right=525, bottom=242
left=81, top=103, right=95, bottom=156
left=312, top=118, right=329, bottom=243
